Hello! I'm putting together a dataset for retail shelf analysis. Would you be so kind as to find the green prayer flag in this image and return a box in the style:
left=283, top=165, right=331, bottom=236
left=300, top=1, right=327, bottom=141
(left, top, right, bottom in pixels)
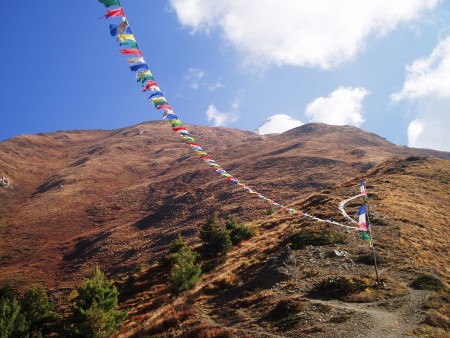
left=98, top=0, right=120, bottom=8
left=183, top=137, right=196, bottom=143
left=171, top=120, right=184, bottom=127
left=137, top=75, right=154, bottom=85
left=121, top=40, right=138, bottom=49
left=359, top=231, right=371, bottom=241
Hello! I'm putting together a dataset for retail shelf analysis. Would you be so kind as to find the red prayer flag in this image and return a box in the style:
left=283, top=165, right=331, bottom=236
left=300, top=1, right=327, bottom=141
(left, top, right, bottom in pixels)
left=106, top=8, right=125, bottom=18
left=156, top=104, right=172, bottom=110
left=119, top=49, right=142, bottom=56
left=142, top=81, right=159, bottom=91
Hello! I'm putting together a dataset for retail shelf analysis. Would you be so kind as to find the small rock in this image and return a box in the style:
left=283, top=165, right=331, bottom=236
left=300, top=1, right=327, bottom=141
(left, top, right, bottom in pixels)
left=330, top=249, right=347, bottom=257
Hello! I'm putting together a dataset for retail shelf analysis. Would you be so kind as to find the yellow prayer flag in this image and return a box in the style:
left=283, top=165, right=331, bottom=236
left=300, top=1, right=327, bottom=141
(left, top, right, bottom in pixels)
left=118, top=34, right=136, bottom=42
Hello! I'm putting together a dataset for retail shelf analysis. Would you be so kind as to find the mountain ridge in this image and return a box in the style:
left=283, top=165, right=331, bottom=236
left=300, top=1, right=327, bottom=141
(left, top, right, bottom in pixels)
left=0, top=122, right=448, bottom=290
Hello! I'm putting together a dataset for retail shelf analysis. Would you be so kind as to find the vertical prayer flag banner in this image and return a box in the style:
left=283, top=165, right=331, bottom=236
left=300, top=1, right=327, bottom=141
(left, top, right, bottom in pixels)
left=97, top=0, right=364, bottom=232
left=357, top=204, right=369, bottom=230
left=360, top=180, right=367, bottom=196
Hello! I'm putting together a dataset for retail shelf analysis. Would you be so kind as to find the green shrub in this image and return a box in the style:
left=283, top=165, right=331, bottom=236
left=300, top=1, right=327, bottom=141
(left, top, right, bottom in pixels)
left=356, top=252, right=385, bottom=266
left=168, top=246, right=202, bottom=293
left=225, top=216, right=257, bottom=245
left=22, top=286, right=57, bottom=336
left=199, top=213, right=232, bottom=258
left=288, top=230, right=347, bottom=249
left=266, top=299, right=306, bottom=321
left=0, top=297, right=29, bottom=338
left=410, top=275, right=445, bottom=292
left=66, top=266, right=126, bottom=337
left=0, top=283, right=15, bottom=303
left=161, top=233, right=191, bottom=266
left=406, top=156, right=424, bottom=162
left=313, top=276, right=369, bottom=299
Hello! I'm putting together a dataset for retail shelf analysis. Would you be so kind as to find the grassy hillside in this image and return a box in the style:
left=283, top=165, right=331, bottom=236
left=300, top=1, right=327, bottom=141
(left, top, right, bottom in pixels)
left=114, top=157, right=449, bottom=337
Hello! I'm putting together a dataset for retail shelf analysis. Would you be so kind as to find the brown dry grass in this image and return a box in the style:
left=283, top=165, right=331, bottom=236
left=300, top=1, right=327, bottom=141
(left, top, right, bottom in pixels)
left=2, top=122, right=444, bottom=291
left=112, top=156, right=450, bottom=337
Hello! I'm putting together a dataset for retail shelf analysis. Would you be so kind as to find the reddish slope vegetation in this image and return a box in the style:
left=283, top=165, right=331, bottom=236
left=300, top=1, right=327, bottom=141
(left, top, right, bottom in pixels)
left=0, top=122, right=448, bottom=290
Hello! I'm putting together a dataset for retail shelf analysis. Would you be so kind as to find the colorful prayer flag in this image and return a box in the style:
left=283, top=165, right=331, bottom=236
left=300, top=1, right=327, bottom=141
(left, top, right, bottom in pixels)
left=148, top=91, right=164, bottom=99
left=143, top=81, right=159, bottom=91
left=357, top=204, right=369, bottom=230
left=163, top=110, right=178, bottom=120
left=109, top=23, right=131, bottom=36
left=128, top=57, right=145, bottom=65
left=170, top=120, right=183, bottom=127
left=136, top=70, right=154, bottom=85
left=156, top=104, right=172, bottom=110
left=360, top=180, right=367, bottom=196
left=106, top=8, right=125, bottom=18
left=117, top=20, right=129, bottom=35
left=119, top=49, right=142, bottom=56
left=121, top=40, right=138, bottom=48
left=359, top=231, right=371, bottom=241
left=98, top=0, right=120, bottom=7
left=118, top=34, right=136, bottom=42
left=129, top=63, right=148, bottom=72
left=136, top=70, right=151, bottom=78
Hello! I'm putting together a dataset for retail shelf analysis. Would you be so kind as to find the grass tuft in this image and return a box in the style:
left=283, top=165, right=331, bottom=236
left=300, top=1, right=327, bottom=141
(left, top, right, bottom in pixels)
left=410, top=275, right=445, bottom=292
left=287, top=230, right=347, bottom=250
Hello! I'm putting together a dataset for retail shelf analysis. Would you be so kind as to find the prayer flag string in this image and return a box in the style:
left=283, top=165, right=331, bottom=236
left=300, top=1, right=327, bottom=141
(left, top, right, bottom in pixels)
left=97, top=1, right=368, bottom=233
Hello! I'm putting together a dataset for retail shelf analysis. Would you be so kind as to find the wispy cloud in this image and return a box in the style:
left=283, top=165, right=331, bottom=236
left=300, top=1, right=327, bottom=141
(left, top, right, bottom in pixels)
left=305, top=87, right=369, bottom=126
left=392, top=35, right=450, bottom=151
left=205, top=95, right=241, bottom=126
left=170, top=0, right=437, bottom=69
left=183, top=67, right=224, bottom=91
left=184, top=67, right=205, bottom=90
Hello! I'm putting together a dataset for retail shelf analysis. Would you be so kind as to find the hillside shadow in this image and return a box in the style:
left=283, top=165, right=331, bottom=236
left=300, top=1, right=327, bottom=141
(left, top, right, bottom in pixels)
left=134, top=212, right=163, bottom=230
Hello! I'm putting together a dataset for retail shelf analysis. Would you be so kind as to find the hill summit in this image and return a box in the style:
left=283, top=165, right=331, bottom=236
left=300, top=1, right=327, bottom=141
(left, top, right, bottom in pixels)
left=0, top=122, right=448, bottom=289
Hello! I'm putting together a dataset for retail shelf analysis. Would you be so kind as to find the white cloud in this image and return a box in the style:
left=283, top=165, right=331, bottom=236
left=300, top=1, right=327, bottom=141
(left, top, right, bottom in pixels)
left=407, top=119, right=424, bottom=147
left=392, top=35, right=450, bottom=151
left=205, top=97, right=240, bottom=126
left=304, top=87, right=369, bottom=126
left=392, top=36, right=450, bottom=101
left=207, top=81, right=224, bottom=92
left=184, top=67, right=224, bottom=91
left=170, top=0, right=438, bottom=69
left=184, top=67, right=205, bottom=89
left=407, top=115, right=449, bottom=150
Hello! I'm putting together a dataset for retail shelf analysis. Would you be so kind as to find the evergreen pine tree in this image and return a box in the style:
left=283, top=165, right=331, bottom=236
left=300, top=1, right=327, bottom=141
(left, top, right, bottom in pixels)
left=0, top=283, right=15, bottom=303
left=0, top=297, right=29, bottom=338
left=168, top=245, right=201, bottom=293
left=21, top=286, right=57, bottom=336
left=161, top=233, right=191, bottom=266
left=199, top=212, right=232, bottom=258
left=67, top=266, right=126, bottom=337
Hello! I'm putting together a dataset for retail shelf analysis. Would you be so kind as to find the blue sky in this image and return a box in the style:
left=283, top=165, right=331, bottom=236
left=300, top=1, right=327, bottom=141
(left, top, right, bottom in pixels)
left=1, top=1, right=449, bottom=151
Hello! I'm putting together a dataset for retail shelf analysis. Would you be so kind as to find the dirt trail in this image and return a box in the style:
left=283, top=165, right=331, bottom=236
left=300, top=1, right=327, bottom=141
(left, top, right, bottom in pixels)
left=315, top=288, right=430, bottom=338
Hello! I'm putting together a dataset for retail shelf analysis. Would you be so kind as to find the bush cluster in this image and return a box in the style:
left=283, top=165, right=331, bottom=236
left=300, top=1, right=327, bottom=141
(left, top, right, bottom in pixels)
left=287, top=230, right=347, bottom=250
left=0, top=266, right=126, bottom=338
left=164, top=213, right=256, bottom=294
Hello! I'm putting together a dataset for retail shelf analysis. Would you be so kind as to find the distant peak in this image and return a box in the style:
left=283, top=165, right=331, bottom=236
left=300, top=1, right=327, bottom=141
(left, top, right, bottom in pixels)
left=255, top=114, right=304, bottom=135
